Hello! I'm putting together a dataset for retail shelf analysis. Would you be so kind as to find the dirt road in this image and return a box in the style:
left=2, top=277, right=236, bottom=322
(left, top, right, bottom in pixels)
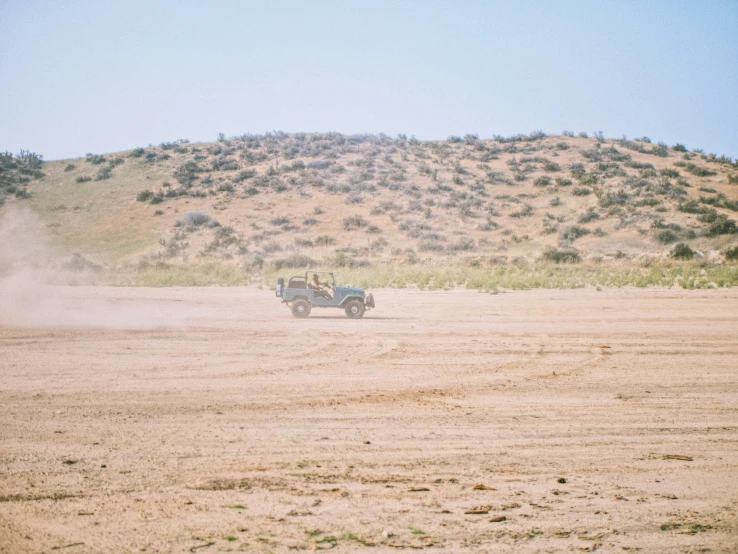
left=1, top=287, right=737, bottom=552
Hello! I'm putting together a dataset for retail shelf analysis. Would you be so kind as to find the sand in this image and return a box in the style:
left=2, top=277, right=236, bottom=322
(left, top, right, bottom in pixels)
left=1, top=286, right=736, bottom=552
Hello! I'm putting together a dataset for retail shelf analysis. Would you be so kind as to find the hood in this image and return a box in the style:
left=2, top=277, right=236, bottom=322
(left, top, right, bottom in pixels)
left=336, top=286, right=364, bottom=295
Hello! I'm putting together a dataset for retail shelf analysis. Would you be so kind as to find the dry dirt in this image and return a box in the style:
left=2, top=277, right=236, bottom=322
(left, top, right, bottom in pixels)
left=1, top=287, right=737, bottom=553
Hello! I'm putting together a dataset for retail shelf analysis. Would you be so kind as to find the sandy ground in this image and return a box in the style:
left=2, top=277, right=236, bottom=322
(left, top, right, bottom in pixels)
left=1, top=286, right=737, bottom=553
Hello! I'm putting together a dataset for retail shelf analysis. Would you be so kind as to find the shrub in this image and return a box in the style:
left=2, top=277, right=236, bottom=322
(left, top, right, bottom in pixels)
left=706, top=215, right=738, bottom=236
left=269, top=216, right=290, bottom=226
left=660, top=168, right=680, bottom=178
left=95, top=165, right=113, bottom=180
left=684, top=163, right=717, bottom=177
left=315, top=235, right=336, bottom=246
left=174, top=161, right=202, bottom=187
left=450, top=237, right=475, bottom=251
left=572, top=187, right=592, bottom=196
left=129, top=147, right=145, bottom=158
left=137, top=190, right=154, bottom=202
left=555, top=177, right=573, bottom=187
left=724, top=245, right=738, bottom=260
left=343, top=215, right=369, bottom=230
left=182, top=210, right=211, bottom=226
left=419, top=241, right=445, bottom=252
left=544, top=161, right=561, bottom=172
left=75, top=176, right=92, bottom=183
left=578, top=209, right=600, bottom=223
left=303, top=217, right=319, bottom=226
left=534, top=176, right=552, bottom=187
left=64, top=163, right=75, bottom=171
left=654, top=229, right=679, bottom=244
left=307, top=160, right=331, bottom=170
left=232, top=169, right=256, bottom=182
left=651, top=143, right=669, bottom=157
left=673, top=143, right=687, bottom=152
left=542, top=247, right=581, bottom=263
left=671, top=243, right=694, bottom=259
left=273, top=254, right=315, bottom=269
left=86, top=154, right=106, bottom=165
left=561, top=226, right=590, bottom=241
left=729, top=174, right=738, bottom=185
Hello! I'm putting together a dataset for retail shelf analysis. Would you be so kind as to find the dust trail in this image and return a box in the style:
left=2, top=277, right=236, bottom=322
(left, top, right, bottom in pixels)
left=0, top=207, right=189, bottom=329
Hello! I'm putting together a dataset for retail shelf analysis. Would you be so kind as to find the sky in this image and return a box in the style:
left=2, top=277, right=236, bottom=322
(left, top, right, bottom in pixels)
left=1, top=0, right=736, bottom=160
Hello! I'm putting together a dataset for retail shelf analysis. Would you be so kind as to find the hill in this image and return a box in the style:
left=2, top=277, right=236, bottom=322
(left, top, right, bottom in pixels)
left=2, top=131, right=738, bottom=288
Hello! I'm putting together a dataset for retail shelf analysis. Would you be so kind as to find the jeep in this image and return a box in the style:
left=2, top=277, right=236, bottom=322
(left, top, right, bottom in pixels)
left=275, top=271, right=375, bottom=318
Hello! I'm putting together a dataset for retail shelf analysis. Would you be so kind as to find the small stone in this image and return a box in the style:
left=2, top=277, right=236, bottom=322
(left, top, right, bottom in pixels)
left=490, top=516, right=506, bottom=523
left=382, top=529, right=394, bottom=538
left=558, top=477, right=567, bottom=484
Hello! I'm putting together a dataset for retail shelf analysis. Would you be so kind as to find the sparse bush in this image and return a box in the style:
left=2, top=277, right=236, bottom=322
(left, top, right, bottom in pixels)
left=542, top=247, right=581, bottom=263
left=269, top=216, right=290, bottom=226
left=75, top=176, right=92, bottom=183
left=572, top=187, right=592, bottom=196
left=303, top=217, right=318, bottom=226
left=64, top=164, right=75, bottom=171
left=673, top=143, right=687, bottom=152
left=728, top=174, right=738, bottom=185
left=555, top=177, right=573, bottom=187
left=534, top=176, right=552, bottom=187
left=670, top=243, right=694, bottom=259
left=724, top=245, right=738, bottom=260
left=129, top=147, right=145, bottom=158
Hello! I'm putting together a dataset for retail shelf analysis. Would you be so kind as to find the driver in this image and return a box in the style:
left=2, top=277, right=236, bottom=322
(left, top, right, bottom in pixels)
left=309, top=273, right=333, bottom=300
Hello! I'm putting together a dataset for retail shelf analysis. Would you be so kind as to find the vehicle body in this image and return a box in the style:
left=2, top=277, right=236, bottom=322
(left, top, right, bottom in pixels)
left=275, top=271, right=375, bottom=318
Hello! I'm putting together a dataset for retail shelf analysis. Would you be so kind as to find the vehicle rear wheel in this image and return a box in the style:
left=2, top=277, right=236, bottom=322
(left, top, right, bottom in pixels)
left=344, top=300, right=365, bottom=319
left=291, top=299, right=311, bottom=318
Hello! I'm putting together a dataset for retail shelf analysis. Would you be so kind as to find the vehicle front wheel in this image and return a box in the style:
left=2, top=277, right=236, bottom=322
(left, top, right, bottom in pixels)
left=291, top=299, right=311, bottom=318
left=344, top=300, right=365, bottom=319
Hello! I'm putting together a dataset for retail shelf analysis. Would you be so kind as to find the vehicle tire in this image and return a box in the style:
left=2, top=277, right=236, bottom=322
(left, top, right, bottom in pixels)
left=291, top=299, right=311, bottom=318
left=344, top=300, right=365, bottom=319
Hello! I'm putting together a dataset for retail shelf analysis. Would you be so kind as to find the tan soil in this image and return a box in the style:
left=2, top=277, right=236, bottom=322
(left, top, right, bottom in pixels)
left=1, top=287, right=737, bottom=552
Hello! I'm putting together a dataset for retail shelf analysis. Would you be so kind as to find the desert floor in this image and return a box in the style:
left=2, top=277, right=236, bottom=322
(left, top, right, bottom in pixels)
left=1, top=286, right=737, bottom=553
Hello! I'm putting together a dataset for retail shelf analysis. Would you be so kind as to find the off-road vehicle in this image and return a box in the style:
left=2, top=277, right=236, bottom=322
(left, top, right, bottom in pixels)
left=275, top=271, right=375, bottom=319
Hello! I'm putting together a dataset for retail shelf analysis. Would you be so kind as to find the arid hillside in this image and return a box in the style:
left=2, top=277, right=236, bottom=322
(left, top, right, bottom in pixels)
left=2, top=132, right=738, bottom=286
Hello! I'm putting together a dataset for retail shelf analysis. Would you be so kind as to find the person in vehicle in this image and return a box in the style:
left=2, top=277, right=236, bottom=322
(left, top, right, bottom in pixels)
left=309, top=273, right=333, bottom=300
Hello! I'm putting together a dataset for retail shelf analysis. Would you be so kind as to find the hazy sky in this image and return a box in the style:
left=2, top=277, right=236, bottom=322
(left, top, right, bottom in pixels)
left=1, top=1, right=736, bottom=160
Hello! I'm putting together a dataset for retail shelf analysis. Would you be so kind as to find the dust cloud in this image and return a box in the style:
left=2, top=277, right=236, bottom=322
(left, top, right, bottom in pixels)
left=0, top=208, right=189, bottom=329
